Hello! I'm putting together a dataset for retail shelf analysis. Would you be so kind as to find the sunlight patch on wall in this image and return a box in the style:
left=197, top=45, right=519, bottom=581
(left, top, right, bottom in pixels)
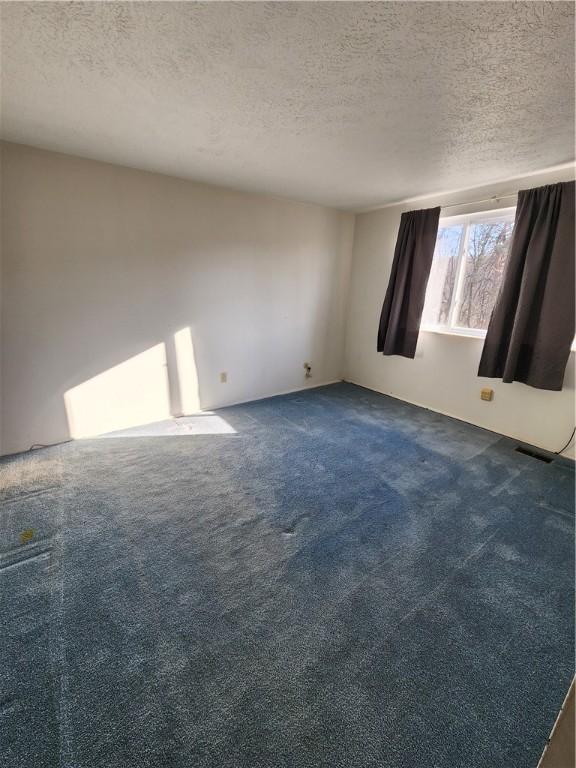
left=64, top=343, right=171, bottom=438
left=174, top=327, right=200, bottom=415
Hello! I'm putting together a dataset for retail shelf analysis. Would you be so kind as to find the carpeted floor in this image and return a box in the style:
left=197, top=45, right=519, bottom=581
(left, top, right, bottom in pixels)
left=1, top=383, right=574, bottom=768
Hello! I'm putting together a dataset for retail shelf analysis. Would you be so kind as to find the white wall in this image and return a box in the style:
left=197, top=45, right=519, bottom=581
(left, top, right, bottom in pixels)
left=0, top=163, right=3, bottom=458
left=0, top=142, right=354, bottom=455
left=2, top=143, right=573, bottom=459
left=345, top=167, right=576, bottom=459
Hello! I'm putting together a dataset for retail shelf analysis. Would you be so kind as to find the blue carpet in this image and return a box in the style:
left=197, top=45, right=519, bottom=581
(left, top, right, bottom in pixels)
left=0, top=383, right=573, bottom=768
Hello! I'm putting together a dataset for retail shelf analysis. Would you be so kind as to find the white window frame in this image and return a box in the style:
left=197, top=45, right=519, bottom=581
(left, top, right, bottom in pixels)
left=421, top=207, right=516, bottom=339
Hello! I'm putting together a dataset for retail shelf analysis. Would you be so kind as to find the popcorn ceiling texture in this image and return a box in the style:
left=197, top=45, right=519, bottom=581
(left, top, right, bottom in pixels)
left=1, top=1, right=574, bottom=209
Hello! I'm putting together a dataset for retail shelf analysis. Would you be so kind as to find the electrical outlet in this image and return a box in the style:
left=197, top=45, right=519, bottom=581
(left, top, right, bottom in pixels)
left=303, top=362, right=312, bottom=379
left=220, top=372, right=227, bottom=383
left=480, top=387, right=494, bottom=401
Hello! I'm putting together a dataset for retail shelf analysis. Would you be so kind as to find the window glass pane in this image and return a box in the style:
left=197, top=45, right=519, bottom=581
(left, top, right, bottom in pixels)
left=421, top=225, right=463, bottom=327
left=456, top=220, right=514, bottom=330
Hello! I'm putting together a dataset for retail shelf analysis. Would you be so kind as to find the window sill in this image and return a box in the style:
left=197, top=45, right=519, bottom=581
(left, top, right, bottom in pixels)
left=420, top=325, right=486, bottom=340
left=421, top=326, right=576, bottom=352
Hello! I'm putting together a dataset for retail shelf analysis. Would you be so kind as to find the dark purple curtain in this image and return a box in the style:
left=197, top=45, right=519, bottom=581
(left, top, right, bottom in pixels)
left=377, top=207, right=440, bottom=358
left=478, top=181, right=575, bottom=391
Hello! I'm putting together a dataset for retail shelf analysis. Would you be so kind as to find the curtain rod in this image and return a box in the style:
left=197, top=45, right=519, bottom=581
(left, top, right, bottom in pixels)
left=441, top=192, right=518, bottom=210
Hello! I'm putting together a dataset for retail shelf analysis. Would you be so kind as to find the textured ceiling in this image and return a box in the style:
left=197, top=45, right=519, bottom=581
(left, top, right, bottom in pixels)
left=1, top=1, right=574, bottom=210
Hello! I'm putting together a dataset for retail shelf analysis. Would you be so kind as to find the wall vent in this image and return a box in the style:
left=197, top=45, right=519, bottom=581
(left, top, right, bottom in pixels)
left=514, top=445, right=553, bottom=463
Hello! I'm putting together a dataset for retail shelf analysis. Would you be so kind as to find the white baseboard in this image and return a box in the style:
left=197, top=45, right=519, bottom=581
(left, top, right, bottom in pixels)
left=343, top=377, right=575, bottom=460
left=206, top=379, right=343, bottom=413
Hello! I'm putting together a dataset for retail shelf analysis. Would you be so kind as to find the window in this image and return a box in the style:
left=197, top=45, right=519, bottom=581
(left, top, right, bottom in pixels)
left=421, top=208, right=516, bottom=337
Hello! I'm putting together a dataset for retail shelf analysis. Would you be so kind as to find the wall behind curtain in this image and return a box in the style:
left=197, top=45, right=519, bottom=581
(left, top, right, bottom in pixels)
left=0, top=142, right=354, bottom=455
left=345, top=167, right=576, bottom=458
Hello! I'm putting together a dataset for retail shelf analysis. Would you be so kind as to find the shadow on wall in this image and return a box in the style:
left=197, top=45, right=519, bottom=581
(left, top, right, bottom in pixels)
left=64, top=327, right=202, bottom=438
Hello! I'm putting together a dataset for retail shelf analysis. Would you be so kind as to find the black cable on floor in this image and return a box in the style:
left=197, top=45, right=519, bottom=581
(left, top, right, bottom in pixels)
left=555, top=426, right=576, bottom=456
left=29, top=439, right=72, bottom=452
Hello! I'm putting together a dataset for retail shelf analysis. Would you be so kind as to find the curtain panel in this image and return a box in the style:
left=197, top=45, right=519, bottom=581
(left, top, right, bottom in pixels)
left=377, top=207, right=440, bottom=358
left=478, top=181, right=575, bottom=391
